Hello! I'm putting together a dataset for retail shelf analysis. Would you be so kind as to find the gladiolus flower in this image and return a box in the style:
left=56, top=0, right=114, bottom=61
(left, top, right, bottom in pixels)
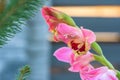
left=42, top=7, right=96, bottom=55
left=53, top=47, right=118, bottom=80
left=80, top=66, right=118, bottom=80
left=53, top=47, right=94, bottom=72
left=55, top=23, right=96, bottom=55
left=41, top=7, right=76, bottom=33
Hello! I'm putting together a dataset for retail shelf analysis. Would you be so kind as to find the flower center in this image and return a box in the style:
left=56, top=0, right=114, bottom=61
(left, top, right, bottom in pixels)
left=70, top=40, right=89, bottom=55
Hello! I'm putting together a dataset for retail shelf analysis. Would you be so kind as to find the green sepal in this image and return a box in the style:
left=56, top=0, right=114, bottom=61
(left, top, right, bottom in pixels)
left=56, top=13, right=77, bottom=27
left=94, top=54, right=114, bottom=69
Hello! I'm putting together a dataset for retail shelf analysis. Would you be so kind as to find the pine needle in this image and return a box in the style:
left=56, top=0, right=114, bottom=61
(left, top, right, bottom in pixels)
left=0, top=0, right=44, bottom=46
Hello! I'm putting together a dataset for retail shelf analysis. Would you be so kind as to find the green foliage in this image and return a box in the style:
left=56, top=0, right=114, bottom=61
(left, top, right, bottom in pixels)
left=17, top=65, right=31, bottom=80
left=0, top=0, right=44, bottom=46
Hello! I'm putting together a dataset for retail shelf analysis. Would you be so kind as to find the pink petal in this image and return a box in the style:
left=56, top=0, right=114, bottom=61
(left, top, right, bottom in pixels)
left=69, top=52, right=94, bottom=72
left=56, top=23, right=83, bottom=43
left=69, top=64, right=94, bottom=72
left=100, top=70, right=118, bottom=80
left=80, top=66, right=118, bottom=80
left=70, top=52, right=94, bottom=67
left=53, top=47, right=73, bottom=63
left=81, top=27, right=96, bottom=43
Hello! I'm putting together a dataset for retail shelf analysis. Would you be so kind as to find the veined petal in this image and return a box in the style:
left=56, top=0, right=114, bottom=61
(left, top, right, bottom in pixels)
left=56, top=23, right=83, bottom=43
left=70, top=52, right=94, bottom=66
left=80, top=66, right=118, bottom=80
left=69, top=52, right=94, bottom=72
left=53, top=47, right=73, bottom=63
left=81, top=27, right=96, bottom=44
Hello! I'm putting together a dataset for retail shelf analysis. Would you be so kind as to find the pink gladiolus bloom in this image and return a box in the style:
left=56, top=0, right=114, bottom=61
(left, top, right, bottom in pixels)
left=42, top=6, right=96, bottom=55
left=53, top=47, right=118, bottom=80
left=55, top=23, right=96, bottom=55
left=80, top=66, right=118, bottom=80
left=42, top=6, right=119, bottom=80
left=53, top=47, right=94, bottom=72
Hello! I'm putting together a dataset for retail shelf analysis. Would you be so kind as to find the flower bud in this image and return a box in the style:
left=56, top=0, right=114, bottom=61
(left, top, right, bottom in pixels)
left=42, top=6, right=77, bottom=33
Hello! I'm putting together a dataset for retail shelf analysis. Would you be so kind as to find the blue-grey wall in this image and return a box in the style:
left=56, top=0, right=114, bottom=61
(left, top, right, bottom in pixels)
left=53, top=0, right=120, bottom=6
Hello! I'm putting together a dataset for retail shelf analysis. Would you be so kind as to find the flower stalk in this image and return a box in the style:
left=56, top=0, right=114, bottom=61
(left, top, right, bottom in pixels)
left=94, top=54, right=114, bottom=69
left=42, top=6, right=119, bottom=80
left=116, top=70, right=120, bottom=79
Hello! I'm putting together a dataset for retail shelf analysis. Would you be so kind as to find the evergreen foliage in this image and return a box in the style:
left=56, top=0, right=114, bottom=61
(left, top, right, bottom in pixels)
left=0, top=0, right=44, bottom=46
left=17, top=65, right=31, bottom=80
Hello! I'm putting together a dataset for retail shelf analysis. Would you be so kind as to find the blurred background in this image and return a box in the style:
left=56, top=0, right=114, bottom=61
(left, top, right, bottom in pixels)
left=0, top=0, right=120, bottom=80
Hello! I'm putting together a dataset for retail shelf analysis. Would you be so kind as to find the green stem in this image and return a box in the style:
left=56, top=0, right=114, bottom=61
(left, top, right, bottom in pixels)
left=101, top=55, right=115, bottom=69
left=94, top=54, right=114, bottom=69
left=116, top=70, right=120, bottom=79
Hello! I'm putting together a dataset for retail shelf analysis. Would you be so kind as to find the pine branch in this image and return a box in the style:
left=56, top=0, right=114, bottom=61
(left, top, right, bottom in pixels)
left=17, top=65, right=31, bottom=80
left=0, top=0, right=6, bottom=13
left=0, top=0, right=44, bottom=46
